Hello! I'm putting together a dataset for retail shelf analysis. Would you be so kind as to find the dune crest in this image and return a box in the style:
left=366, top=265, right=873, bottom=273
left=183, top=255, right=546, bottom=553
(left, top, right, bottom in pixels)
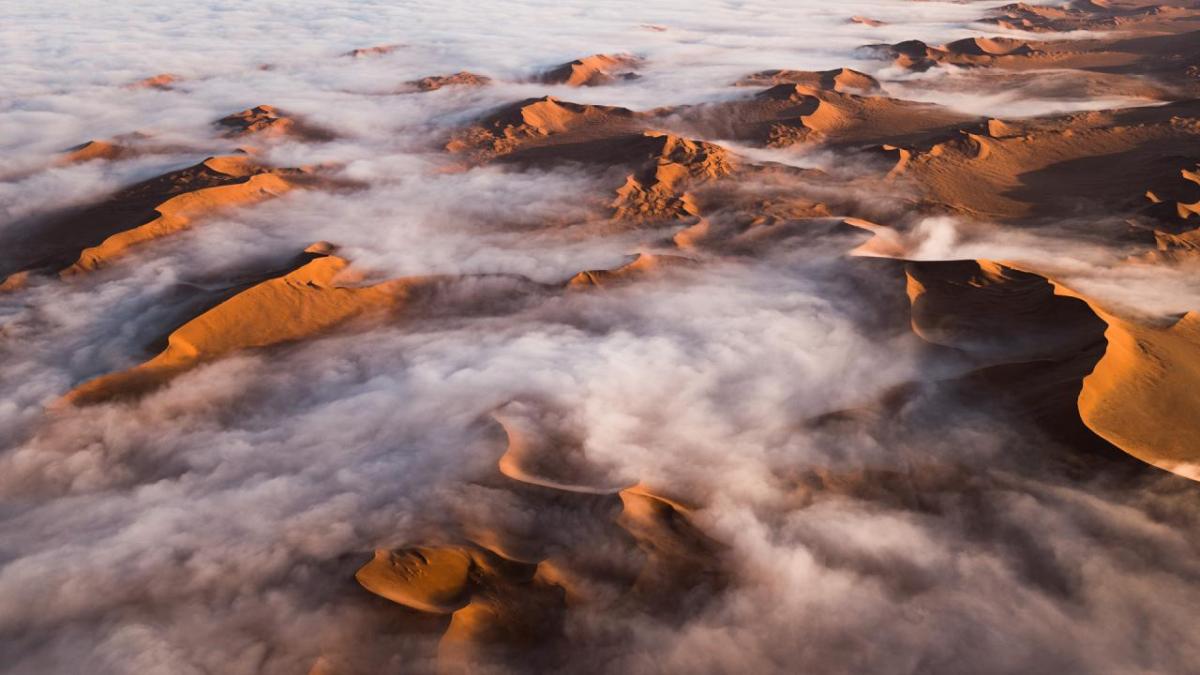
left=611, top=132, right=732, bottom=221
left=215, top=105, right=335, bottom=141
left=0, top=156, right=313, bottom=286
left=903, top=259, right=1200, bottom=482
left=127, top=73, right=178, bottom=90
left=539, top=53, right=641, bottom=87
left=64, top=250, right=409, bottom=405
left=1062, top=295, right=1200, bottom=481
left=343, top=44, right=401, bottom=58
left=864, top=37, right=1036, bottom=71
left=407, top=71, right=491, bottom=92
left=567, top=252, right=694, bottom=288
left=61, top=157, right=297, bottom=276
left=60, top=139, right=126, bottom=164
left=665, top=82, right=974, bottom=149
left=446, top=96, right=637, bottom=158
left=737, top=67, right=882, bottom=93
left=493, top=402, right=637, bottom=492
left=877, top=101, right=1200, bottom=220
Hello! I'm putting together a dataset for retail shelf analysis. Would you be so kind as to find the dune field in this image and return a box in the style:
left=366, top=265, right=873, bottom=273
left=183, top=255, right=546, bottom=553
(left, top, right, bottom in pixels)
left=2, top=1, right=1200, bottom=673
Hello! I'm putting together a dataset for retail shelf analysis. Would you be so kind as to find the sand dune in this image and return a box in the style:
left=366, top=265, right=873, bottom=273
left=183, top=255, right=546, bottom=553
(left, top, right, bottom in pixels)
left=674, top=82, right=974, bottom=148
left=904, top=259, right=1200, bottom=481
left=1, top=156, right=305, bottom=284
left=567, top=252, right=694, bottom=288
left=538, top=53, right=641, bottom=87
left=127, top=73, right=178, bottom=90
left=494, top=402, right=637, bottom=493
left=736, top=67, right=882, bottom=93
left=446, top=96, right=639, bottom=158
left=849, top=15, right=886, bottom=27
left=449, top=98, right=734, bottom=222
left=984, top=0, right=1198, bottom=32
left=10, top=0, right=1200, bottom=671
left=216, top=105, right=336, bottom=141
left=1058, top=291, right=1200, bottom=481
left=864, top=37, right=1037, bottom=71
left=65, top=248, right=409, bottom=404
left=406, top=71, right=491, bottom=92
left=344, top=44, right=401, bottom=58
left=876, top=100, right=1200, bottom=220
left=62, top=157, right=298, bottom=276
left=60, top=139, right=127, bottom=164
left=353, top=405, right=725, bottom=672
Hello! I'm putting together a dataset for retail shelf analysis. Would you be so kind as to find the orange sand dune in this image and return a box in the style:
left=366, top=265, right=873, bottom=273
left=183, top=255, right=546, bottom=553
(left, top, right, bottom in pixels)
left=608, top=132, right=732, bottom=221
left=1054, top=289, right=1200, bottom=481
left=984, top=0, right=1200, bottom=32
left=406, top=71, right=491, bottom=92
left=903, top=259, right=1200, bottom=482
left=566, top=252, right=694, bottom=288
left=356, top=547, right=475, bottom=614
left=446, top=96, right=639, bottom=158
left=127, top=73, right=178, bottom=90
left=864, top=37, right=1037, bottom=71
left=61, top=157, right=297, bottom=276
left=353, top=402, right=728, bottom=670
left=865, top=12, right=1200, bottom=96
left=736, top=67, right=882, bottom=93
left=673, top=82, right=975, bottom=148
left=56, top=133, right=197, bottom=167
left=850, top=15, right=887, bottom=27
left=448, top=98, right=736, bottom=223
left=493, top=401, right=637, bottom=492
left=216, top=105, right=336, bottom=141
left=538, top=54, right=641, bottom=87
left=60, top=140, right=127, bottom=163
left=616, top=485, right=726, bottom=600
left=1, top=156, right=306, bottom=284
left=64, top=249, right=410, bottom=405
left=1140, top=163, right=1200, bottom=228
left=356, top=543, right=564, bottom=672
left=344, top=44, right=401, bottom=58
left=671, top=190, right=838, bottom=250
left=883, top=100, right=1200, bottom=220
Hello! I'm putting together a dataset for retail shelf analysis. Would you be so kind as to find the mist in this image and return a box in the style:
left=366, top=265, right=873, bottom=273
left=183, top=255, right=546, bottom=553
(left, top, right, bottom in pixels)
left=2, top=1, right=1199, bottom=674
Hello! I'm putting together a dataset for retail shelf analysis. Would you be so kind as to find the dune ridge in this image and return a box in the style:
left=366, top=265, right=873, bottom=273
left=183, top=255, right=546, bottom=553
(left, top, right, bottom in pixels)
left=353, top=407, right=725, bottom=671
left=61, top=157, right=297, bottom=276
left=903, top=258, right=1200, bottom=482
left=539, top=53, right=641, bottom=87
left=64, top=248, right=410, bottom=405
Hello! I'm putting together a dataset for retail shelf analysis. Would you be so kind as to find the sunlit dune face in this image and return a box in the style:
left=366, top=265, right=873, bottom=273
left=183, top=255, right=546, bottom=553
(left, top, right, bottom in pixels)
left=4, top=0, right=1200, bottom=673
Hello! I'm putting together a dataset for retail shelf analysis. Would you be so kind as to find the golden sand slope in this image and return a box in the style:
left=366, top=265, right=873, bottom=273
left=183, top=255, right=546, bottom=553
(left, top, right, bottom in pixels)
left=216, top=105, right=336, bottom=141
left=127, top=73, right=178, bottom=90
left=65, top=249, right=408, bottom=405
left=60, top=140, right=127, bottom=164
left=61, top=157, right=295, bottom=276
left=736, top=67, right=882, bottom=93
left=406, top=72, right=492, bottom=92
left=983, top=0, right=1200, bottom=33
left=344, top=44, right=401, bottom=58
left=446, top=96, right=639, bottom=158
left=566, top=252, right=694, bottom=289
left=352, top=409, right=725, bottom=671
left=609, top=132, right=733, bottom=221
left=1060, top=293, right=1200, bottom=481
left=881, top=101, right=1200, bottom=220
left=1, top=156, right=307, bottom=285
left=538, top=54, right=641, bottom=87
left=904, top=259, right=1200, bottom=481
left=676, top=82, right=975, bottom=148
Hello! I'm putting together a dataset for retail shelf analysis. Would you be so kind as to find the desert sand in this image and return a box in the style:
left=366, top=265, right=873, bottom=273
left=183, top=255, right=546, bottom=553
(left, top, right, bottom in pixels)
left=4, top=0, right=1200, bottom=673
